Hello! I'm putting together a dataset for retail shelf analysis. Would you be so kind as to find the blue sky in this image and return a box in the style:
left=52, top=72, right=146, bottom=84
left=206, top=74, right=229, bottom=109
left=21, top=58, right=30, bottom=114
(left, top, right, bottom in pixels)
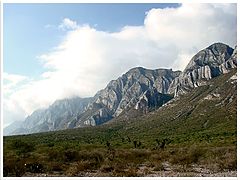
left=4, top=3, right=180, bottom=77
left=3, top=3, right=237, bottom=127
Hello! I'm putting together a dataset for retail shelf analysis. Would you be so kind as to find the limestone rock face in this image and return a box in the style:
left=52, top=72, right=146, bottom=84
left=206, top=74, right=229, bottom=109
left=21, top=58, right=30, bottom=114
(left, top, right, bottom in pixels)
left=82, top=67, right=180, bottom=125
left=135, top=88, right=173, bottom=113
left=168, top=43, right=237, bottom=96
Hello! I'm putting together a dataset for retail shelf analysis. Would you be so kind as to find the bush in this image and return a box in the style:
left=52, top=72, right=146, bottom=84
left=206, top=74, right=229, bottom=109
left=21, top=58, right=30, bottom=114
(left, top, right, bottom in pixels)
left=48, top=162, right=64, bottom=172
left=48, top=149, right=64, bottom=161
left=170, top=147, right=205, bottom=166
left=64, top=149, right=79, bottom=162
left=47, top=143, right=54, bottom=147
left=153, top=163, right=165, bottom=171
left=100, top=164, right=115, bottom=173
left=204, top=147, right=237, bottom=171
left=217, top=150, right=237, bottom=171
left=78, top=150, right=104, bottom=164
left=11, top=140, right=35, bottom=154
left=4, top=157, right=26, bottom=177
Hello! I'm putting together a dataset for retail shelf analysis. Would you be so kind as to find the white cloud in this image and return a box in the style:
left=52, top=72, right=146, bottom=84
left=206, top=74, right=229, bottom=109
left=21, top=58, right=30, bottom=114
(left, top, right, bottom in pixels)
left=3, top=73, right=29, bottom=95
left=4, top=4, right=237, bottom=127
left=3, top=72, right=28, bottom=85
left=58, top=18, right=79, bottom=30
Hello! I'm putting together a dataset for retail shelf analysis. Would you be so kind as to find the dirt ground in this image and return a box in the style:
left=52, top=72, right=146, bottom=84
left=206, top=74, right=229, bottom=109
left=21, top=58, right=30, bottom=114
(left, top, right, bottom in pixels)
left=23, top=162, right=237, bottom=177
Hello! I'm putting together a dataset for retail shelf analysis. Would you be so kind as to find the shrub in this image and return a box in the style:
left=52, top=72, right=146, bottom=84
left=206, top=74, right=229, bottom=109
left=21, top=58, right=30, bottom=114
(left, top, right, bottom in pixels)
left=170, top=147, right=205, bottom=167
left=217, top=151, right=237, bottom=171
left=153, top=163, right=165, bottom=171
left=11, top=140, right=35, bottom=154
left=48, top=162, right=64, bottom=172
left=48, top=149, right=64, bottom=161
left=47, top=143, right=54, bottom=147
left=78, top=150, right=104, bottom=164
left=100, top=164, right=115, bottom=173
left=4, top=157, right=26, bottom=177
left=64, top=149, right=79, bottom=162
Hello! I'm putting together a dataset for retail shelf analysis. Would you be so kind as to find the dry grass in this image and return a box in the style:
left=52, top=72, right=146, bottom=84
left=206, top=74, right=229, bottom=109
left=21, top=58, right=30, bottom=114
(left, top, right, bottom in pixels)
left=4, top=144, right=236, bottom=177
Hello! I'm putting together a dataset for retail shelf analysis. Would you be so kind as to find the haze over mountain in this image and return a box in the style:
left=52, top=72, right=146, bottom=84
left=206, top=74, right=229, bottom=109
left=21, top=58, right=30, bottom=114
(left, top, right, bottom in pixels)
left=4, top=42, right=237, bottom=136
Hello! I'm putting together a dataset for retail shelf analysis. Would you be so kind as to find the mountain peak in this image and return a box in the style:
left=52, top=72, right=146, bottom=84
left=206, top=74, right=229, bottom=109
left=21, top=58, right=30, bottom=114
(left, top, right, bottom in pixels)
left=184, top=42, right=234, bottom=74
left=168, top=42, right=236, bottom=96
left=206, top=42, right=233, bottom=52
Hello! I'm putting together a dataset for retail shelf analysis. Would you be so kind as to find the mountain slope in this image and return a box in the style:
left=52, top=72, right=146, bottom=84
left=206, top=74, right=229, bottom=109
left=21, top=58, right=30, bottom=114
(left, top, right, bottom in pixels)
left=110, top=68, right=237, bottom=143
left=77, top=67, right=180, bottom=126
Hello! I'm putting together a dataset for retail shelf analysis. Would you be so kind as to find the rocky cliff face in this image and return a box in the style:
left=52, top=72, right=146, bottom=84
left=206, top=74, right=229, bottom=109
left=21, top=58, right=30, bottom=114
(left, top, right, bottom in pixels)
left=77, top=67, right=180, bottom=126
left=168, top=43, right=237, bottom=96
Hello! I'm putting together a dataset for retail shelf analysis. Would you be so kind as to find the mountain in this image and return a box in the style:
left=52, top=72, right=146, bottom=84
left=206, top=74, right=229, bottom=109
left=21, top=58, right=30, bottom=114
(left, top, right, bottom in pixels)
left=4, top=68, right=180, bottom=135
left=5, top=97, right=92, bottom=135
left=3, top=121, right=24, bottom=136
left=79, top=67, right=181, bottom=126
left=168, top=43, right=236, bottom=96
left=4, top=42, right=237, bottom=135
left=108, top=67, right=236, bottom=143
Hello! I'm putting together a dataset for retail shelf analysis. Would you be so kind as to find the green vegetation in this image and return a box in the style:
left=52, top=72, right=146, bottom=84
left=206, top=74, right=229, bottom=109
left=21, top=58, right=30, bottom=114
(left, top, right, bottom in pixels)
left=3, top=70, right=237, bottom=177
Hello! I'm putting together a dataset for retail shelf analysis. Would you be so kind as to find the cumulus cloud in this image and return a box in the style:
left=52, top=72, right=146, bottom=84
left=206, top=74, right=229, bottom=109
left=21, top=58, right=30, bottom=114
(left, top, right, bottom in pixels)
left=58, top=18, right=79, bottom=30
left=3, top=4, right=237, bottom=127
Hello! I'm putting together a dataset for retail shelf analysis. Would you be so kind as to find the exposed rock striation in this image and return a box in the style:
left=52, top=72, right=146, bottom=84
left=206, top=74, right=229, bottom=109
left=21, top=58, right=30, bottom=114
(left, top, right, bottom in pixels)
left=168, top=43, right=237, bottom=96
left=78, top=67, right=181, bottom=126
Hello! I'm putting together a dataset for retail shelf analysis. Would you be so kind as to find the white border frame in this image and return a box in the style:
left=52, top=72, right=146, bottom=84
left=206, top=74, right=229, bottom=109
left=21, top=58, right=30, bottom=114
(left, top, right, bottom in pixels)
left=0, top=1, right=239, bottom=180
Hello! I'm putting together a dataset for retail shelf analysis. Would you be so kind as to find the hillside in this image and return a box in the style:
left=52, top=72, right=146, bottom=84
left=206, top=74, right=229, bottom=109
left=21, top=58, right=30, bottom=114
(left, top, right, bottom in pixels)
left=3, top=68, right=237, bottom=177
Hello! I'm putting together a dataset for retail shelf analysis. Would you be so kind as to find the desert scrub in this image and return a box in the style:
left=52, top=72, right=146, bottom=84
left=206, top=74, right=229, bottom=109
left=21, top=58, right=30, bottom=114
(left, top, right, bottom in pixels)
left=115, top=149, right=151, bottom=165
left=47, top=148, right=65, bottom=162
left=218, top=153, right=237, bottom=171
left=46, top=161, right=66, bottom=172
left=112, top=166, right=139, bottom=177
left=64, top=149, right=80, bottom=162
left=78, top=149, right=105, bottom=163
left=10, top=140, right=35, bottom=155
left=4, top=156, right=26, bottom=177
left=152, top=163, right=165, bottom=171
left=204, top=146, right=237, bottom=171
left=169, top=147, right=205, bottom=167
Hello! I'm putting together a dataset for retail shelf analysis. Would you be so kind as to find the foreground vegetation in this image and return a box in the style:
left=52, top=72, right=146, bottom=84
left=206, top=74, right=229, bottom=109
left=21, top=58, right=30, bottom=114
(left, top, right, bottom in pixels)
left=3, top=133, right=237, bottom=177
left=3, top=70, right=237, bottom=177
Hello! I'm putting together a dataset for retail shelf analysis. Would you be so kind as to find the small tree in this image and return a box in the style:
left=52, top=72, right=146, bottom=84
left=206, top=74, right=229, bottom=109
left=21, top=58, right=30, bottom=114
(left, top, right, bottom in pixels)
left=133, top=141, right=137, bottom=148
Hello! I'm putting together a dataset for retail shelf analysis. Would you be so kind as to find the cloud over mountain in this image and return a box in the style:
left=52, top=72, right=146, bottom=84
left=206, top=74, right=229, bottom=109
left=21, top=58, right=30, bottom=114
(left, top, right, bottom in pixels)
left=3, top=4, right=237, bottom=127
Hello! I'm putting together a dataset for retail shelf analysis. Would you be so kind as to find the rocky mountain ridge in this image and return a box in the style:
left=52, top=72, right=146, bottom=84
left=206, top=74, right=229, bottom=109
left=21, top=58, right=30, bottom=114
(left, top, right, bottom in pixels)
left=168, top=43, right=237, bottom=96
left=4, top=42, right=237, bottom=135
left=7, top=97, right=92, bottom=135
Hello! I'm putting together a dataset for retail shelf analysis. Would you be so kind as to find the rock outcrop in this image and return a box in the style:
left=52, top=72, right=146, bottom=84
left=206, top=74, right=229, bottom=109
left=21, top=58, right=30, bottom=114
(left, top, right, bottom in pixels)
left=168, top=43, right=237, bottom=96
left=78, top=67, right=181, bottom=126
